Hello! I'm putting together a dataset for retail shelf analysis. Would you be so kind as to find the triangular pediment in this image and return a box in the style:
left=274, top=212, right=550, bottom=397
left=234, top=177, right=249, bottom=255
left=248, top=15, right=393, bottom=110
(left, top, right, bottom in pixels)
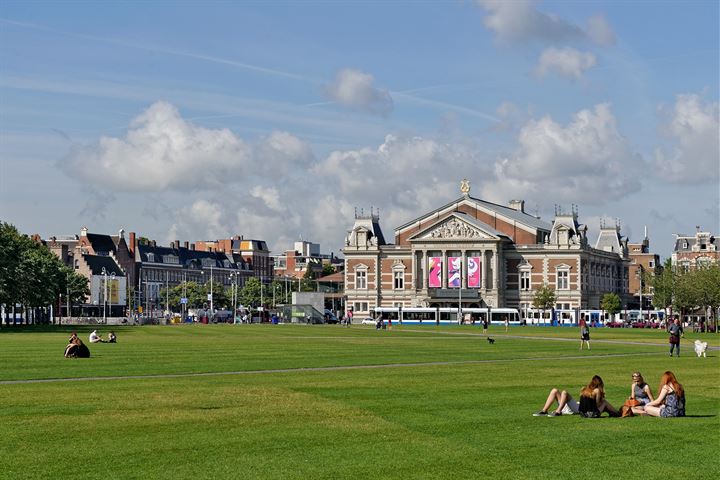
left=409, top=213, right=500, bottom=241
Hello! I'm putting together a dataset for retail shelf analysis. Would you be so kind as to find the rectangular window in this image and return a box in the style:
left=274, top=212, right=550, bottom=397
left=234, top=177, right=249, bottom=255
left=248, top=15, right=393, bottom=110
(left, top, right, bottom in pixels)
left=520, top=271, right=530, bottom=290
left=356, top=270, right=367, bottom=289
left=354, top=302, right=368, bottom=313
left=394, top=271, right=404, bottom=290
left=557, top=270, right=569, bottom=290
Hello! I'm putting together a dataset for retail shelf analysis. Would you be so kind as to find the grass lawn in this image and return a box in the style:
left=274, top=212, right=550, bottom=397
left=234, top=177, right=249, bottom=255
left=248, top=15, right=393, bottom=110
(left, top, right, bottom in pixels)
left=1, top=324, right=718, bottom=479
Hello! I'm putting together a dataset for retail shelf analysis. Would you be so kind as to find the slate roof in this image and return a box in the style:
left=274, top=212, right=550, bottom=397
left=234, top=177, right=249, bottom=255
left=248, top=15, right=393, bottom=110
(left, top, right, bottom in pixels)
left=136, top=244, right=249, bottom=270
left=397, top=195, right=552, bottom=232
left=84, top=255, right=124, bottom=276
left=86, top=233, right=117, bottom=254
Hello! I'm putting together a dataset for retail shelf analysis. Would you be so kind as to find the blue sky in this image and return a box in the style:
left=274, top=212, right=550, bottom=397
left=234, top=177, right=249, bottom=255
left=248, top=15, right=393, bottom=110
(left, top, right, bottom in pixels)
left=0, top=1, right=718, bottom=259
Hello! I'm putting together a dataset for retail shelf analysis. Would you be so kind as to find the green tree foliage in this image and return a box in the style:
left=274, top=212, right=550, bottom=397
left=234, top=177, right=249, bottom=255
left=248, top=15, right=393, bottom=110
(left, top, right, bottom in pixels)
left=300, top=267, right=316, bottom=292
left=239, top=277, right=263, bottom=308
left=0, top=221, right=88, bottom=323
left=601, top=293, right=622, bottom=316
left=322, top=264, right=335, bottom=276
left=651, top=259, right=675, bottom=311
left=532, top=284, right=556, bottom=310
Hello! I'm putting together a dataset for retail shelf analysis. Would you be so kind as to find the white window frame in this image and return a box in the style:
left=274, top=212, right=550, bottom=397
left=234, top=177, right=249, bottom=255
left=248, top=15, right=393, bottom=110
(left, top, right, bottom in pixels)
left=355, top=268, right=367, bottom=289
left=520, top=270, right=531, bottom=291
left=556, top=269, right=569, bottom=290
left=393, top=270, right=404, bottom=290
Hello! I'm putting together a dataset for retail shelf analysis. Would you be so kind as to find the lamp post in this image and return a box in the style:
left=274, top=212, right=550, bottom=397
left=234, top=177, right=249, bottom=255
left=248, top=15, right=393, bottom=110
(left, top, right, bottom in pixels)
left=101, top=267, right=115, bottom=324
left=210, top=264, right=214, bottom=318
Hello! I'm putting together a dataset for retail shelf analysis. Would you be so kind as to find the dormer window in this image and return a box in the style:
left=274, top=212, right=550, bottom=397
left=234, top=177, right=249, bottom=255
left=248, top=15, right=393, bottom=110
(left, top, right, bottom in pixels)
left=147, top=253, right=155, bottom=263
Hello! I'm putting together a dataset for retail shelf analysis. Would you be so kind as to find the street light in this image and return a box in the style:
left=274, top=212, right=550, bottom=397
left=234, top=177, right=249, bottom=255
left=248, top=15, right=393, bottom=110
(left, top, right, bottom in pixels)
left=101, top=266, right=115, bottom=324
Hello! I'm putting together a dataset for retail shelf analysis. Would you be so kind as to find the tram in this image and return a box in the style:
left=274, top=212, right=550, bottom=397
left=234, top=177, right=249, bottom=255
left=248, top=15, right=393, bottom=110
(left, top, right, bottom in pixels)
left=373, top=307, right=520, bottom=325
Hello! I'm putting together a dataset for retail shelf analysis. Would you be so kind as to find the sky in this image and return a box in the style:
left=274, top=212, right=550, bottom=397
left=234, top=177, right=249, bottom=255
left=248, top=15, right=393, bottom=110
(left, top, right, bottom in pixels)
left=0, top=1, right=718, bottom=261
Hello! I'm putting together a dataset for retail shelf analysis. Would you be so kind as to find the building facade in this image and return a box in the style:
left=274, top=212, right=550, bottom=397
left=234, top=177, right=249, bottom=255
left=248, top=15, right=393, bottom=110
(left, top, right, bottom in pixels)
left=627, top=228, right=660, bottom=310
left=343, top=182, right=631, bottom=317
left=672, top=229, right=718, bottom=272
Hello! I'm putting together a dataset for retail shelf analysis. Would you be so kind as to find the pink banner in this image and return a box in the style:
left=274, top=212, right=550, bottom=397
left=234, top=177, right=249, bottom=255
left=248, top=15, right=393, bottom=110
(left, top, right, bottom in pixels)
left=448, top=257, right=461, bottom=288
left=428, top=257, right=442, bottom=288
left=467, top=256, right=480, bottom=288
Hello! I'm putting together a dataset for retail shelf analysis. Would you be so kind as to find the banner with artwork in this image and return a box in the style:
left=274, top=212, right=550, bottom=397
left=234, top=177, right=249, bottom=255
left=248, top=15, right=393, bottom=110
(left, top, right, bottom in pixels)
left=428, top=257, right=442, bottom=288
left=447, top=257, right=461, bottom=288
left=467, top=256, right=481, bottom=288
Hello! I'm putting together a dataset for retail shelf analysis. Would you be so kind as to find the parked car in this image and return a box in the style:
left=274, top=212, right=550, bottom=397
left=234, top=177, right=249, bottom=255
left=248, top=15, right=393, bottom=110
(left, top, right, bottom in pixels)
left=324, top=310, right=339, bottom=324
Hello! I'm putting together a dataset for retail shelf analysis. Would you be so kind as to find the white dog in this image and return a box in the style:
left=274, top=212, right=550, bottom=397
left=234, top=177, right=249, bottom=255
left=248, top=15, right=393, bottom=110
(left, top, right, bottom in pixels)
left=694, top=340, right=708, bottom=358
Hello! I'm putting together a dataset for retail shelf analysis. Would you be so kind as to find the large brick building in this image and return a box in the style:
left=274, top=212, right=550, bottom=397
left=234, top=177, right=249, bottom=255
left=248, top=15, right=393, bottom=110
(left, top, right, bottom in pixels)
left=343, top=181, right=631, bottom=317
left=672, top=228, right=718, bottom=272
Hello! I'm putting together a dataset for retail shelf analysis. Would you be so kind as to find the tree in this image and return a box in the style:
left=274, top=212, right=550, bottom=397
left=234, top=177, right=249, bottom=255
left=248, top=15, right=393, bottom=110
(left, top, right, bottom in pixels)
left=532, top=284, right=556, bottom=310
left=322, top=264, right=335, bottom=276
left=651, top=259, right=676, bottom=313
left=300, top=267, right=316, bottom=292
left=601, top=293, right=622, bottom=317
left=239, top=277, right=263, bottom=308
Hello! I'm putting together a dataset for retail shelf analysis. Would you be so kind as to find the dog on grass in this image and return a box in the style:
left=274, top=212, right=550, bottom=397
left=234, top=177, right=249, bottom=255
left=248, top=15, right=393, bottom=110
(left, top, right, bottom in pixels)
left=487, top=337, right=495, bottom=344
left=694, top=340, right=708, bottom=357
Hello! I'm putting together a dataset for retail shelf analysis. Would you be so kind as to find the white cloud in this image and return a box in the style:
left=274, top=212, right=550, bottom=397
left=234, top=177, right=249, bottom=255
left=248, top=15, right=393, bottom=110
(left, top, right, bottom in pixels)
left=166, top=200, right=228, bottom=244
left=59, top=101, right=313, bottom=192
left=655, top=94, right=720, bottom=184
left=476, top=0, right=615, bottom=46
left=534, top=47, right=596, bottom=79
left=324, top=69, right=394, bottom=115
left=480, top=104, right=643, bottom=205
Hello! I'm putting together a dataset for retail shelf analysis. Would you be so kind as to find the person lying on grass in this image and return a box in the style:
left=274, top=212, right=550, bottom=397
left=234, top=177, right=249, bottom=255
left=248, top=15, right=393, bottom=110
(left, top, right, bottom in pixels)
left=579, top=375, right=620, bottom=418
left=632, top=371, right=685, bottom=417
left=533, top=388, right=579, bottom=417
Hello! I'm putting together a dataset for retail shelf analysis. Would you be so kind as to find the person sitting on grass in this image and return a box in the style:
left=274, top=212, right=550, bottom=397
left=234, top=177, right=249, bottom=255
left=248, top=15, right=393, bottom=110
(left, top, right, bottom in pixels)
left=629, top=372, right=654, bottom=406
left=107, top=331, right=117, bottom=343
left=633, top=371, right=685, bottom=417
left=533, top=388, right=579, bottom=417
left=579, top=375, right=619, bottom=418
left=89, top=330, right=104, bottom=343
left=64, top=335, right=90, bottom=358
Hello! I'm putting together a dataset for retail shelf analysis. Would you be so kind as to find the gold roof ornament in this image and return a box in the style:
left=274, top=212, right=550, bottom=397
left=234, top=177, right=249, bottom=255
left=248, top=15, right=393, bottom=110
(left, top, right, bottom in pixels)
left=460, top=178, right=470, bottom=195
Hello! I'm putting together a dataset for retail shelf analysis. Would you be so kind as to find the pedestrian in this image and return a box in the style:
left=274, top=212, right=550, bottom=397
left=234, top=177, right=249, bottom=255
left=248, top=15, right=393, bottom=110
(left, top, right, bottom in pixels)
left=668, top=316, right=683, bottom=357
left=482, top=316, right=488, bottom=334
left=579, top=315, right=591, bottom=350
left=504, top=316, right=509, bottom=333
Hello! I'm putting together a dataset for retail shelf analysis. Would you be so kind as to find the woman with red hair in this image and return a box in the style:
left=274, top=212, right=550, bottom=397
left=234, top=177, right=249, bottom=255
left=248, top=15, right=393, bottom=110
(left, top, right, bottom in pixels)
left=635, top=371, right=685, bottom=417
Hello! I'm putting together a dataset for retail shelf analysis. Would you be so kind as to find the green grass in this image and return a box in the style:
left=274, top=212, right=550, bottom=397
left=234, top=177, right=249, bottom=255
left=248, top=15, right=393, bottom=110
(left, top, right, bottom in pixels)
left=1, top=324, right=718, bottom=479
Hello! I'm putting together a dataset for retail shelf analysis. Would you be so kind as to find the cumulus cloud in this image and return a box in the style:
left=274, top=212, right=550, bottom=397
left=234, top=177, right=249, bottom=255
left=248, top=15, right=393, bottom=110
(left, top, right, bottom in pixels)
left=324, top=69, right=394, bottom=115
left=655, top=94, right=720, bottom=184
left=534, top=47, right=596, bottom=79
left=480, top=104, right=643, bottom=205
left=59, top=101, right=313, bottom=192
left=476, top=0, right=615, bottom=46
left=166, top=200, right=228, bottom=244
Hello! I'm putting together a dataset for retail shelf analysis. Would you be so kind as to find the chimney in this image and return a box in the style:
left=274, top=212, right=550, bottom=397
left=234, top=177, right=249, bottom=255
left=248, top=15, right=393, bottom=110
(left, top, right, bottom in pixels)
left=152, top=240, right=156, bottom=247
left=170, top=241, right=175, bottom=249
left=508, top=200, right=525, bottom=213
left=129, top=232, right=136, bottom=256
left=175, top=240, right=180, bottom=251
left=190, top=243, right=195, bottom=251
left=184, top=241, right=189, bottom=249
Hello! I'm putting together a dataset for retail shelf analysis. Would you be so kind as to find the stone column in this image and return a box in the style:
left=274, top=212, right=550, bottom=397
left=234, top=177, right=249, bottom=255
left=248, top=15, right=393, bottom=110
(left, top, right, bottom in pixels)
left=422, top=250, right=428, bottom=289
left=442, top=249, right=447, bottom=289
left=481, top=249, right=487, bottom=289
left=492, top=247, right=499, bottom=293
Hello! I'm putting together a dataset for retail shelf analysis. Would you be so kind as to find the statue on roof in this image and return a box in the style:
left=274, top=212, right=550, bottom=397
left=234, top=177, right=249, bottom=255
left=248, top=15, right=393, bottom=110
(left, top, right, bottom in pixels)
left=460, top=178, right=470, bottom=195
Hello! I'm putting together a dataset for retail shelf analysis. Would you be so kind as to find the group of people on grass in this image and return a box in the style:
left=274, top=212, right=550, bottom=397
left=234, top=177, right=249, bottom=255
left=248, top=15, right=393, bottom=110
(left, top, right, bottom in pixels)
left=534, top=371, right=685, bottom=418
left=64, top=330, right=117, bottom=358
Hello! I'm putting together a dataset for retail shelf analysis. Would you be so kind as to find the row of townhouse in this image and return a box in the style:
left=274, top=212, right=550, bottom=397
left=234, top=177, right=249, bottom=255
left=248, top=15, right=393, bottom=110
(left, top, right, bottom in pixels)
left=46, top=228, right=271, bottom=316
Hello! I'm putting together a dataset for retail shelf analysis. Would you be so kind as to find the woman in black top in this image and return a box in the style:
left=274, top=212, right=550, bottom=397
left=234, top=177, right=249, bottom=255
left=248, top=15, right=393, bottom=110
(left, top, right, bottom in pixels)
left=579, top=375, right=619, bottom=417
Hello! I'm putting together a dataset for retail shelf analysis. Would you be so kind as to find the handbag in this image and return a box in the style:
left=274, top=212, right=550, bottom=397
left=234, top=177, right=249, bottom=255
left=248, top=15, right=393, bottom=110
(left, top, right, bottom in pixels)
left=621, top=398, right=641, bottom=418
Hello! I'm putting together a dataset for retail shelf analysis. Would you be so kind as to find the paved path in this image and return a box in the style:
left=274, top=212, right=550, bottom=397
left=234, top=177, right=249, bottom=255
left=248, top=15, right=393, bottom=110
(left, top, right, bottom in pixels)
left=0, top=351, right=664, bottom=386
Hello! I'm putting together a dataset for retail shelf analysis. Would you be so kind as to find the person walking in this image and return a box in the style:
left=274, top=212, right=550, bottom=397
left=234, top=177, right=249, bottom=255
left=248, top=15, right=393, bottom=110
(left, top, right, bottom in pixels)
left=482, top=316, right=489, bottom=335
left=504, top=316, right=509, bottom=333
left=579, top=315, right=591, bottom=350
left=668, top=317, right=683, bottom=356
